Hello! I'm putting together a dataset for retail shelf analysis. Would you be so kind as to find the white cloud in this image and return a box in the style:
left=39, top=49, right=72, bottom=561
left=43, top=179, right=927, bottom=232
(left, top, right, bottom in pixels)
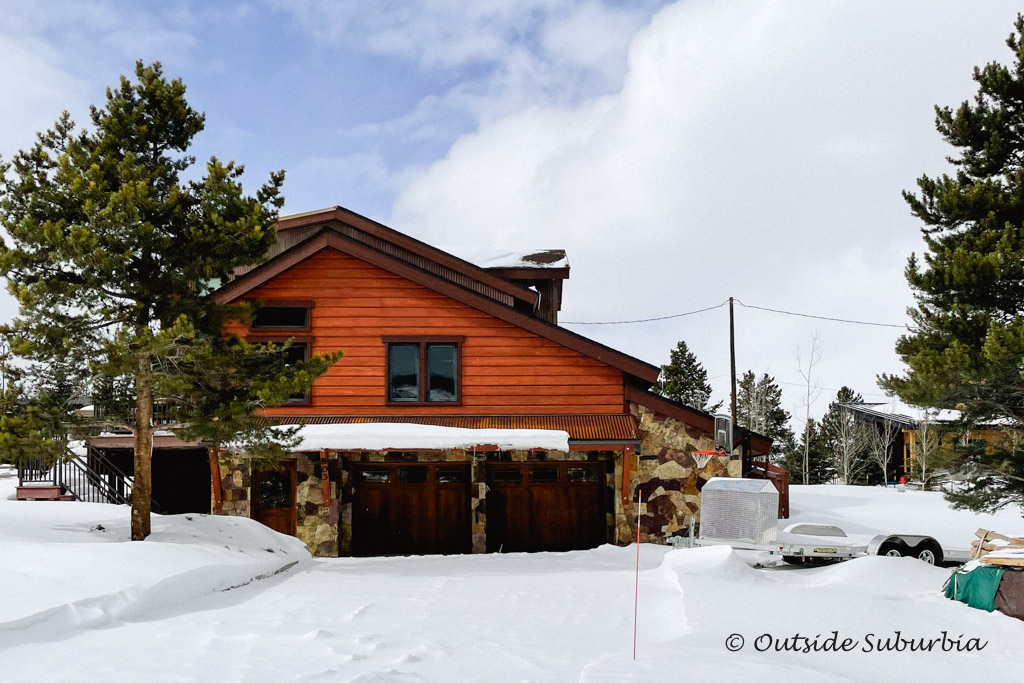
left=274, top=0, right=664, bottom=139
left=391, top=0, right=1018, bottom=425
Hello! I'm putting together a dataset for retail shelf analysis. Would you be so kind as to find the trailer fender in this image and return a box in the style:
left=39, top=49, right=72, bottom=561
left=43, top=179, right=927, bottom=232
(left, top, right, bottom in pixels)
left=868, top=534, right=943, bottom=565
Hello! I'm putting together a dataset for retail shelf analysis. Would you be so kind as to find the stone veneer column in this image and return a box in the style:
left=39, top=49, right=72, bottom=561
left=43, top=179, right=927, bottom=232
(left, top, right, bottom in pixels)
left=616, top=402, right=743, bottom=545
left=294, top=453, right=340, bottom=557
left=213, top=456, right=251, bottom=518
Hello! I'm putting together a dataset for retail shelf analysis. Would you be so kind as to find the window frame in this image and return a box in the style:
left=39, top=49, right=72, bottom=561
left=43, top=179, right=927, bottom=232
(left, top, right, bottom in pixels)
left=383, top=336, right=464, bottom=406
left=246, top=299, right=314, bottom=333
left=247, top=335, right=314, bottom=406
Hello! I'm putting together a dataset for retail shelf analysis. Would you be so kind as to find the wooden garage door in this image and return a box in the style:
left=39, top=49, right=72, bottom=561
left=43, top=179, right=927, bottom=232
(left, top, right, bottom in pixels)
left=486, top=462, right=605, bottom=553
left=352, top=463, right=471, bottom=557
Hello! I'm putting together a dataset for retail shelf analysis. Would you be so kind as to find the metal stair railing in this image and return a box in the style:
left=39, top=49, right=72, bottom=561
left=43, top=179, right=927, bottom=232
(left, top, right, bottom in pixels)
left=18, top=448, right=142, bottom=507
left=56, top=449, right=134, bottom=506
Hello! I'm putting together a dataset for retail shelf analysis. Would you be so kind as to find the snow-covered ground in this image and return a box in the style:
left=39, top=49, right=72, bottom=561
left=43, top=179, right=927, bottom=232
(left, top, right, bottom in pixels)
left=3, top=467, right=1024, bottom=681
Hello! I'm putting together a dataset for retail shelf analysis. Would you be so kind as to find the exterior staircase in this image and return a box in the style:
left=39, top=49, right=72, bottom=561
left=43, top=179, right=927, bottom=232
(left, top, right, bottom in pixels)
left=16, top=448, right=135, bottom=506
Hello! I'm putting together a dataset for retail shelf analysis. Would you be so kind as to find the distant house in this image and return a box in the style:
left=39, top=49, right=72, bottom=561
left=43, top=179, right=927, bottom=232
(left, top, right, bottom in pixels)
left=842, top=403, right=1009, bottom=483
left=902, top=411, right=1009, bottom=483
left=86, top=206, right=771, bottom=556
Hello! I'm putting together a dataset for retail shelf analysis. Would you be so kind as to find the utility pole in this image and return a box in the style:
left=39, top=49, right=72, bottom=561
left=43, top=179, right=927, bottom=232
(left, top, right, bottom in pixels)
left=729, top=297, right=737, bottom=427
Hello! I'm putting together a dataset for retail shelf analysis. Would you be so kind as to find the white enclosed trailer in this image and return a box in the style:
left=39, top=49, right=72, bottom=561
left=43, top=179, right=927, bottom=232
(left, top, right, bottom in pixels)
left=694, top=477, right=971, bottom=565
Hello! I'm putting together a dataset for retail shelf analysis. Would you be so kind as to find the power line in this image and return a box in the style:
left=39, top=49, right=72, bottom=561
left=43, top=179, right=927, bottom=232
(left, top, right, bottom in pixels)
left=733, top=300, right=906, bottom=329
left=560, top=300, right=729, bottom=325
left=561, top=298, right=906, bottom=328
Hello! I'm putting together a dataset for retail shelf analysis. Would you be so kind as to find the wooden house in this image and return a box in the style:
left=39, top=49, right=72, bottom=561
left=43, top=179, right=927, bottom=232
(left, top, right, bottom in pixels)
left=90, top=206, right=772, bottom=556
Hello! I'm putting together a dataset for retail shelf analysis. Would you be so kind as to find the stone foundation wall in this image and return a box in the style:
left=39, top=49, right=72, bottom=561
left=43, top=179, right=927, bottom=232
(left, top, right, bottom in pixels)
left=617, top=401, right=742, bottom=545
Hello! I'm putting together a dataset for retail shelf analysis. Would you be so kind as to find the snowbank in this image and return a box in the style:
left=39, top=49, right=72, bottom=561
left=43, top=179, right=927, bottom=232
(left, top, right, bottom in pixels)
left=0, top=465, right=310, bottom=636
left=268, top=422, right=570, bottom=452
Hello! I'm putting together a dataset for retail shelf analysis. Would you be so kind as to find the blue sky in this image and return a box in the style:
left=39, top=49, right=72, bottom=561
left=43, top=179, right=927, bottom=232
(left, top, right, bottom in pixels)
left=1, top=1, right=1020, bottom=425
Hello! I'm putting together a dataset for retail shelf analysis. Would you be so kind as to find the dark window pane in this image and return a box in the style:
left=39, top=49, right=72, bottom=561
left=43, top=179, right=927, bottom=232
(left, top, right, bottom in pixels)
left=567, top=467, right=599, bottom=483
left=531, top=467, right=559, bottom=482
left=436, top=469, right=468, bottom=484
left=398, top=467, right=428, bottom=483
left=490, top=469, right=522, bottom=484
left=282, top=343, right=308, bottom=366
left=388, top=344, right=420, bottom=400
left=427, top=344, right=457, bottom=402
left=252, top=306, right=308, bottom=328
left=268, top=342, right=309, bottom=402
left=359, top=470, right=389, bottom=483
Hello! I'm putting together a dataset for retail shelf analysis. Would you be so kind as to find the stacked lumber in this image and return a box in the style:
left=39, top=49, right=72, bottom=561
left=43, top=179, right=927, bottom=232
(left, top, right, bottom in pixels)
left=973, top=528, right=1024, bottom=567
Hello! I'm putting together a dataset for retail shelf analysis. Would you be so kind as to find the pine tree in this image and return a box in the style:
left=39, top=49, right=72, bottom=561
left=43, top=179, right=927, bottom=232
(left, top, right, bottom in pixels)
left=880, top=15, right=1024, bottom=509
left=735, top=371, right=793, bottom=449
left=654, top=340, right=722, bottom=412
left=0, top=356, right=73, bottom=467
left=0, top=62, right=341, bottom=540
left=780, top=418, right=833, bottom=484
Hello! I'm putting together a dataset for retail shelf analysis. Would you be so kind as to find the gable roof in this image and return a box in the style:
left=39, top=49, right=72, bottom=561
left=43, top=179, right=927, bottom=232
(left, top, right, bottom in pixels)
left=251, top=206, right=540, bottom=309
left=213, top=212, right=660, bottom=385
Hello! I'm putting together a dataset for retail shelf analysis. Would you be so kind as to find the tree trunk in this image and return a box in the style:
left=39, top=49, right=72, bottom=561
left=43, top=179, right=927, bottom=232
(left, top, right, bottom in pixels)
left=131, top=353, right=153, bottom=541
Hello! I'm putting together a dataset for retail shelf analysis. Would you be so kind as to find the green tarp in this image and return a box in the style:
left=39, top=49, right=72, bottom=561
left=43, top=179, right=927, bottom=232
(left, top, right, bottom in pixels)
left=944, top=566, right=1005, bottom=612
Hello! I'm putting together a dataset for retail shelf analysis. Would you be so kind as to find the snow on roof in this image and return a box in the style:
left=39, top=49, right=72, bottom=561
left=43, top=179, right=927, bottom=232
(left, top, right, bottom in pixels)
left=442, top=246, right=569, bottom=270
left=272, top=422, right=570, bottom=452
left=839, top=403, right=917, bottom=426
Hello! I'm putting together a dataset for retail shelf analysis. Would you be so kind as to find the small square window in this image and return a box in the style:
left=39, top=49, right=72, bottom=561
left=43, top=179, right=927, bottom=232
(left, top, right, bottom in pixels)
left=359, top=469, right=389, bottom=483
left=490, top=469, right=522, bottom=484
left=531, top=467, right=559, bottom=483
left=437, top=469, right=468, bottom=484
left=398, top=467, right=428, bottom=483
left=567, top=467, right=599, bottom=483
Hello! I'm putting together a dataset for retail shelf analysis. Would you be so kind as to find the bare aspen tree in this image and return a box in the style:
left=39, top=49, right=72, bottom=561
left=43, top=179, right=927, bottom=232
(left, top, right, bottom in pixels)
left=868, top=406, right=901, bottom=485
left=825, top=403, right=871, bottom=484
left=913, top=410, right=941, bottom=489
left=796, top=334, right=823, bottom=485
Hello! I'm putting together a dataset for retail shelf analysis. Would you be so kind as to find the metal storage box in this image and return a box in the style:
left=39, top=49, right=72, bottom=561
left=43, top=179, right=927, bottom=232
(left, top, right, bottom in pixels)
left=700, top=477, right=779, bottom=545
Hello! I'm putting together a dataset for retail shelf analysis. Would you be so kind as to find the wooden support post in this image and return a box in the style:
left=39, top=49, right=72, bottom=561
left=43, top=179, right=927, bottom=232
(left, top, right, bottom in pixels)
left=208, top=446, right=222, bottom=511
left=320, top=449, right=331, bottom=504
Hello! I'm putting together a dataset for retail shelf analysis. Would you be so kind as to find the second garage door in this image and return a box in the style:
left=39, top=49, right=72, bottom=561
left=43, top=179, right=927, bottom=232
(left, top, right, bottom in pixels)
left=486, top=462, right=606, bottom=553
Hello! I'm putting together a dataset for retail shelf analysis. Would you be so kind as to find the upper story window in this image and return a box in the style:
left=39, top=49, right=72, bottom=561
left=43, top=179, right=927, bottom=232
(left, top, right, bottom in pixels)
left=384, top=336, right=464, bottom=405
left=249, top=300, right=313, bottom=331
left=247, top=300, right=314, bottom=406
left=258, top=339, right=312, bottom=405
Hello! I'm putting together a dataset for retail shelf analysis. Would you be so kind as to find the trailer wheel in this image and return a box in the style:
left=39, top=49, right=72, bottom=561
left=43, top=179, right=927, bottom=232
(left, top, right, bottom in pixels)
left=782, top=555, right=806, bottom=565
left=877, top=540, right=908, bottom=558
left=913, top=541, right=942, bottom=565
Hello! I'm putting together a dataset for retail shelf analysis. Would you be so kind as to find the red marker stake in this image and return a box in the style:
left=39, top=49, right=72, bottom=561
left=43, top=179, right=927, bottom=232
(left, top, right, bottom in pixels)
left=633, top=475, right=641, bottom=660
